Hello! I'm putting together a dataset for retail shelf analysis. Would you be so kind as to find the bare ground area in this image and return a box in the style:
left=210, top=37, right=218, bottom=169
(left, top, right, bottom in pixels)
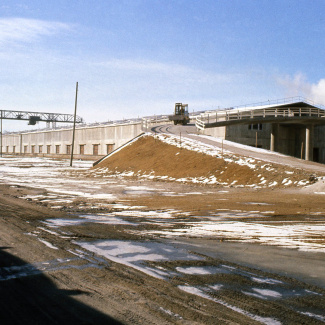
left=1, top=135, right=325, bottom=324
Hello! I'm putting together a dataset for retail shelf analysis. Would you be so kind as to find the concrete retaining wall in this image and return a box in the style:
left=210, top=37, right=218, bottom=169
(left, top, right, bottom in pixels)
left=1, top=122, right=143, bottom=159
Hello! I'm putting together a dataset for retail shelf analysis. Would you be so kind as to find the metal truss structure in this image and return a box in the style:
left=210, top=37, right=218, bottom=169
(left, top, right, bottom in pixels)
left=0, top=109, right=83, bottom=125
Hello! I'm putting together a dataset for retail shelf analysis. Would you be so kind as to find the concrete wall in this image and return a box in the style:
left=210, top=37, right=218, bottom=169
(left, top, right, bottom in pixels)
left=226, top=124, right=271, bottom=149
left=1, top=122, right=143, bottom=159
left=314, top=125, right=325, bottom=163
left=202, top=123, right=271, bottom=148
left=200, top=126, right=226, bottom=139
left=203, top=123, right=325, bottom=163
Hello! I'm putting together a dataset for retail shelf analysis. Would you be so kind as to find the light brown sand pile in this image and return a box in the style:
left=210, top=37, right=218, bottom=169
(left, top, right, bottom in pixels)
left=92, top=135, right=319, bottom=187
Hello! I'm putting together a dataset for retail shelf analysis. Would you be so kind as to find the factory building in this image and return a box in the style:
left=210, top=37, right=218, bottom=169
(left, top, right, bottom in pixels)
left=1, top=121, right=142, bottom=160
left=1, top=98, right=325, bottom=164
left=196, top=98, right=325, bottom=163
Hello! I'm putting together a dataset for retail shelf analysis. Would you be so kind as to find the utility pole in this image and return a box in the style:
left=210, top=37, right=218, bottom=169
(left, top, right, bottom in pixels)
left=70, top=82, right=78, bottom=167
left=222, top=139, right=224, bottom=157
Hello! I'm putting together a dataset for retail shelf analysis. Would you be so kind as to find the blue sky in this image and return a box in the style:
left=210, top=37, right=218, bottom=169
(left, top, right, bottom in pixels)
left=1, top=0, right=325, bottom=131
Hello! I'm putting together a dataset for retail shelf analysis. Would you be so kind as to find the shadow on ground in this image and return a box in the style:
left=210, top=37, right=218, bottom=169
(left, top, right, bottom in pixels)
left=0, top=247, right=122, bottom=325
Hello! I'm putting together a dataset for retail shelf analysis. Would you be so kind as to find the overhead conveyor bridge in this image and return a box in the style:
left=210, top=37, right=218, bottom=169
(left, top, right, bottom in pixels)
left=0, top=109, right=83, bottom=125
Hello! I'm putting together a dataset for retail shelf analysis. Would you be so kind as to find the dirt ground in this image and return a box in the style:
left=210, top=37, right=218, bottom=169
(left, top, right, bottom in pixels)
left=1, top=136, right=325, bottom=324
left=1, top=178, right=325, bottom=324
left=92, top=135, right=322, bottom=188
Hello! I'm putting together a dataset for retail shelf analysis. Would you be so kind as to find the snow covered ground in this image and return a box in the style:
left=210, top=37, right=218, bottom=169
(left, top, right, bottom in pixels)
left=1, top=157, right=324, bottom=254
left=139, top=218, right=325, bottom=253
left=1, top=156, right=325, bottom=323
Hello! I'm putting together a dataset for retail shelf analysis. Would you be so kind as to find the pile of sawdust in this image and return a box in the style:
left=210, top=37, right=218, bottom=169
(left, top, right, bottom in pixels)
left=91, top=135, right=318, bottom=187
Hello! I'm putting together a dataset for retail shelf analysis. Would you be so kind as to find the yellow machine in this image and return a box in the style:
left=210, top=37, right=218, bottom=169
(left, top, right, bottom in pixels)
left=168, top=103, right=190, bottom=125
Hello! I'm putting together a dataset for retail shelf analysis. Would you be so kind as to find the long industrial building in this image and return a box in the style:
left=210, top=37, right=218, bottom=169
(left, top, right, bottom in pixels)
left=1, top=120, right=143, bottom=160
left=1, top=97, right=325, bottom=164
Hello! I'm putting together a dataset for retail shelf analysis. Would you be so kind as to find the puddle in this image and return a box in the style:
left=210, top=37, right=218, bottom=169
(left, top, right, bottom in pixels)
left=251, top=276, right=284, bottom=285
left=123, top=185, right=159, bottom=195
left=299, top=311, right=325, bottom=322
left=242, top=286, right=321, bottom=301
left=79, top=214, right=138, bottom=225
left=75, top=240, right=202, bottom=279
left=244, top=288, right=283, bottom=299
left=0, top=250, right=108, bottom=281
left=114, top=210, right=177, bottom=219
left=177, top=285, right=282, bottom=325
left=176, top=266, right=230, bottom=275
left=244, top=202, right=272, bottom=206
left=44, top=214, right=138, bottom=228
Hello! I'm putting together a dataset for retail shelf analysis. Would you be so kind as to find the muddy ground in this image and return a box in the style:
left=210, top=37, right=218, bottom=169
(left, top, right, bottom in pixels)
left=1, top=167, right=325, bottom=324
left=1, top=133, right=325, bottom=324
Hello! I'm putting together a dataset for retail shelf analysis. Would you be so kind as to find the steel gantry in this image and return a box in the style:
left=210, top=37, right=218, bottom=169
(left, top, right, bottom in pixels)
left=0, top=109, right=83, bottom=125
left=0, top=108, right=83, bottom=157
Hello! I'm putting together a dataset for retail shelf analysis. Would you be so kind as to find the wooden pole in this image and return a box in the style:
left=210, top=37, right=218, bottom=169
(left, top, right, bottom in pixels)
left=20, top=134, right=23, bottom=155
left=70, top=82, right=78, bottom=167
left=222, top=139, right=223, bottom=157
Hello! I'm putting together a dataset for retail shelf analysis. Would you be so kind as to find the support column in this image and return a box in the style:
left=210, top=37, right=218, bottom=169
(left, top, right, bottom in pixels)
left=270, top=123, right=278, bottom=152
left=305, top=124, right=313, bottom=161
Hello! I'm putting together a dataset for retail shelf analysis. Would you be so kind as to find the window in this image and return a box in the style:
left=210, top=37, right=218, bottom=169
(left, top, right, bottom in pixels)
left=55, top=145, right=60, bottom=154
left=93, top=144, right=99, bottom=155
left=47, top=145, right=51, bottom=154
left=66, top=145, right=71, bottom=155
left=24, top=146, right=28, bottom=154
left=31, top=145, right=35, bottom=154
left=248, top=123, right=263, bottom=131
left=80, top=144, right=85, bottom=155
left=13, top=146, right=16, bottom=154
left=106, top=144, right=114, bottom=154
left=39, top=145, right=43, bottom=154
left=6, top=146, right=9, bottom=153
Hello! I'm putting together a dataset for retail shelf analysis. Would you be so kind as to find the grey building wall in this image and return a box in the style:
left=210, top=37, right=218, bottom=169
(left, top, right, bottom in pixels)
left=225, top=123, right=271, bottom=149
left=203, top=123, right=325, bottom=163
left=2, top=122, right=143, bottom=159
left=314, top=125, right=325, bottom=163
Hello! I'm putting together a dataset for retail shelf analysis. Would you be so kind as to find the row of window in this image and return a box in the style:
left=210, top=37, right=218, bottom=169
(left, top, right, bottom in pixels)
left=2, top=144, right=114, bottom=155
left=248, top=124, right=263, bottom=131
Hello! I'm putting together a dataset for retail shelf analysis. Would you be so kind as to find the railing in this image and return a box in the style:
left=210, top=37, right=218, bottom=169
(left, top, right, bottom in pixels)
left=225, top=107, right=325, bottom=121
left=141, top=116, right=170, bottom=131
left=195, top=118, right=205, bottom=130
left=196, top=104, right=325, bottom=130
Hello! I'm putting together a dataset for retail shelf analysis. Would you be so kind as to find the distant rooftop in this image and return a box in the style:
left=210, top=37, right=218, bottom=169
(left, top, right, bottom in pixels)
left=230, top=96, right=325, bottom=111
